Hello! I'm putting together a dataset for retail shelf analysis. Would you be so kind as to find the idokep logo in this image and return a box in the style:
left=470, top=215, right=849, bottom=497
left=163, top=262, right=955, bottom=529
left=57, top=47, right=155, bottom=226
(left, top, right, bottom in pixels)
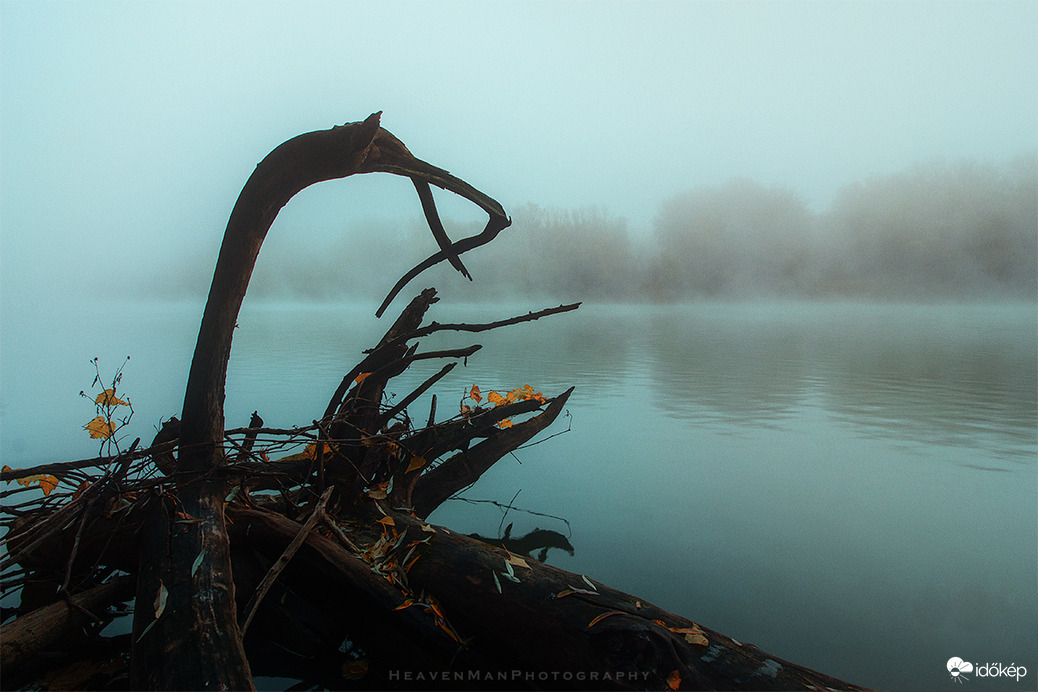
left=947, top=658, right=974, bottom=683
left=947, top=657, right=1029, bottom=684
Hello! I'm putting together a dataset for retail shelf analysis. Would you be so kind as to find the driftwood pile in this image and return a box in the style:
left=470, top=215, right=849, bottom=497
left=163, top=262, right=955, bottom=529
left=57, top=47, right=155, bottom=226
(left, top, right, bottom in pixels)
left=0, top=114, right=871, bottom=691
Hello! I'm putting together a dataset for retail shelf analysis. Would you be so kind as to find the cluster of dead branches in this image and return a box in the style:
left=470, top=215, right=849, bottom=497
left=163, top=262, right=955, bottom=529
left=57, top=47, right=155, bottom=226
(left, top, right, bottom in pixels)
left=1, top=288, right=578, bottom=689
left=0, top=114, right=870, bottom=691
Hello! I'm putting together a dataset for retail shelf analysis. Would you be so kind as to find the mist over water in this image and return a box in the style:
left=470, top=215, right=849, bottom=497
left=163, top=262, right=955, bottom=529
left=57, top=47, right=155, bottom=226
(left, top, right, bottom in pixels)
left=2, top=3, right=1036, bottom=690
left=128, top=153, right=1037, bottom=306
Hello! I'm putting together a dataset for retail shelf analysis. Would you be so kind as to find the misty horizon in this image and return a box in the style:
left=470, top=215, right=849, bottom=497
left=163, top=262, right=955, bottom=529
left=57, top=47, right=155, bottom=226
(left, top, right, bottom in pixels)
left=117, top=150, right=1037, bottom=306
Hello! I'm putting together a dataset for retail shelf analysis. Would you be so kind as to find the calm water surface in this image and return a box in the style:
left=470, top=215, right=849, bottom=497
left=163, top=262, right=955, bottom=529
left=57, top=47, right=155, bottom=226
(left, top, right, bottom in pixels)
left=1, top=299, right=1035, bottom=691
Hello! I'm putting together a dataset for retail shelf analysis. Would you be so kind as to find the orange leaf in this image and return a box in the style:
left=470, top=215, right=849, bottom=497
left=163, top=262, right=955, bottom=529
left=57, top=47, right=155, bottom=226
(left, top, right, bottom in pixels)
left=406, top=455, right=426, bottom=473
left=342, top=660, right=369, bottom=679
left=497, top=419, right=513, bottom=429
left=94, top=388, right=129, bottom=407
left=38, top=475, right=59, bottom=496
left=71, top=481, right=92, bottom=500
left=684, top=631, right=709, bottom=646
left=585, top=610, right=626, bottom=630
left=354, top=372, right=371, bottom=385
left=667, top=669, right=681, bottom=690
left=506, top=554, right=530, bottom=569
left=487, top=391, right=505, bottom=405
left=14, top=473, right=60, bottom=495
left=469, top=385, right=481, bottom=402
left=377, top=515, right=395, bottom=527
left=428, top=596, right=447, bottom=621
left=84, top=416, right=115, bottom=439
left=393, top=599, right=415, bottom=611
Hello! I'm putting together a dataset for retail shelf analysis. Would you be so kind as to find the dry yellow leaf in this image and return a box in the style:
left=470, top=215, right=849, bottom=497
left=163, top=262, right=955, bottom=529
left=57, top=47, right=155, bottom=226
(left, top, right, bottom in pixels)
left=94, top=388, right=129, bottom=407
left=684, top=631, right=709, bottom=646
left=585, top=610, right=625, bottom=630
left=506, top=554, right=530, bottom=569
left=84, top=416, right=115, bottom=439
left=406, top=455, right=426, bottom=473
left=497, top=418, right=513, bottom=429
left=37, top=475, right=59, bottom=496
left=15, top=473, right=60, bottom=495
left=376, top=515, right=395, bottom=527
left=487, top=391, right=505, bottom=405
left=469, top=384, right=481, bottom=402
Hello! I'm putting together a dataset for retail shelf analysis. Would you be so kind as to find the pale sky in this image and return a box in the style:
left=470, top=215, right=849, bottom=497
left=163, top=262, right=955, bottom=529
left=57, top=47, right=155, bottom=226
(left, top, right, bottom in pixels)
left=1, top=0, right=1035, bottom=307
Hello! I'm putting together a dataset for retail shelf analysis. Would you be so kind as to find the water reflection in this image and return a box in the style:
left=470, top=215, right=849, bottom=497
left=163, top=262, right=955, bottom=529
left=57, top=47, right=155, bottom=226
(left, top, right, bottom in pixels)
left=641, top=302, right=1037, bottom=460
left=415, top=302, right=1036, bottom=461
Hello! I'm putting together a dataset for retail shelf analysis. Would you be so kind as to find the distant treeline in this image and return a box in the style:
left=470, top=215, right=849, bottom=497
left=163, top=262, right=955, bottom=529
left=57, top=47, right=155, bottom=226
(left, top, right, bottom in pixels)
left=151, top=154, right=1037, bottom=303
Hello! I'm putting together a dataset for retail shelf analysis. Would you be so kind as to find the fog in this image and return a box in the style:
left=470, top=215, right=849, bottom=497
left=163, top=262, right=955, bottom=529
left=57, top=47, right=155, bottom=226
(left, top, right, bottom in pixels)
left=125, top=153, right=1037, bottom=303
left=1, top=1, right=1036, bottom=313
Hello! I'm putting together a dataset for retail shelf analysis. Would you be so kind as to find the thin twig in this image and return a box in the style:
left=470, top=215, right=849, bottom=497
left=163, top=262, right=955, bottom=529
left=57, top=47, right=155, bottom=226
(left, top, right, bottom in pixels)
left=239, top=486, right=334, bottom=635
left=406, top=302, right=582, bottom=340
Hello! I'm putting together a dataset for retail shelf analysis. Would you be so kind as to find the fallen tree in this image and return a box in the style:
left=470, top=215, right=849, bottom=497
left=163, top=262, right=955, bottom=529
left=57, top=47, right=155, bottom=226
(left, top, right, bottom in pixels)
left=0, top=114, right=872, bottom=691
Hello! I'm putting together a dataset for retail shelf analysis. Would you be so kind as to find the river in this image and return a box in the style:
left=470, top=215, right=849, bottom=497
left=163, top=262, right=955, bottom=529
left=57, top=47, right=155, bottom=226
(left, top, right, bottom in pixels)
left=1, top=298, right=1035, bottom=691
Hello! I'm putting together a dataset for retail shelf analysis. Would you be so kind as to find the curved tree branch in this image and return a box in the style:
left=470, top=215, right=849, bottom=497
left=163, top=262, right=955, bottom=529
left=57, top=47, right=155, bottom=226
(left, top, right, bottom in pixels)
left=141, top=113, right=510, bottom=691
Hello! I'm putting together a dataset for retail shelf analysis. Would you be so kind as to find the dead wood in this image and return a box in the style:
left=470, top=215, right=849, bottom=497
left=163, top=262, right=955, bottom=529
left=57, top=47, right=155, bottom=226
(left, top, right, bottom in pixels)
left=0, top=115, right=874, bottom=692
left=0, top=575, right=134, bottom=672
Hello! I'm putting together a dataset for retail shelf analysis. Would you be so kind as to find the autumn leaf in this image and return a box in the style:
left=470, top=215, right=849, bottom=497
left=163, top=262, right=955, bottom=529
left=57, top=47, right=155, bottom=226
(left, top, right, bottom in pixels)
left=420, top=524, right=436, bottom=533
left=95, top=388, right=129, bottom=407
left=469, top=384, right=481, bottom=402
left=506, top=554, right=530, bottom=570
left=191, top=550, right=206, bottom=576
left=684, top=631, right=709, bottom=646
left=497, top=418, right=513, bottom=429
left=342, top=660, right=369, bottom=679
left=393, top=599, right=415, bottom=611
left=154, top=581, right=168, bottom=618
left=427, top=595, right=447, bottom=620
left=37, top=475, right=59, bottom=496
left=366, top=482, right=390, bottom=500
left=487, top=391, right=505, bottom=406
left=354, top=372, right=371, bottom=385
left=84, top=416, right=115, bottom=439
left=406, top=455, right=426, bottom=473
left=667, top=669, right=681, bottom=690
left=14, top=473, right=60, bottom=496
left=376, top=515, right=396, bottom=528
left=71, top=480, right=92, bottom=500
left=585, top=610, right=626, bottom=630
